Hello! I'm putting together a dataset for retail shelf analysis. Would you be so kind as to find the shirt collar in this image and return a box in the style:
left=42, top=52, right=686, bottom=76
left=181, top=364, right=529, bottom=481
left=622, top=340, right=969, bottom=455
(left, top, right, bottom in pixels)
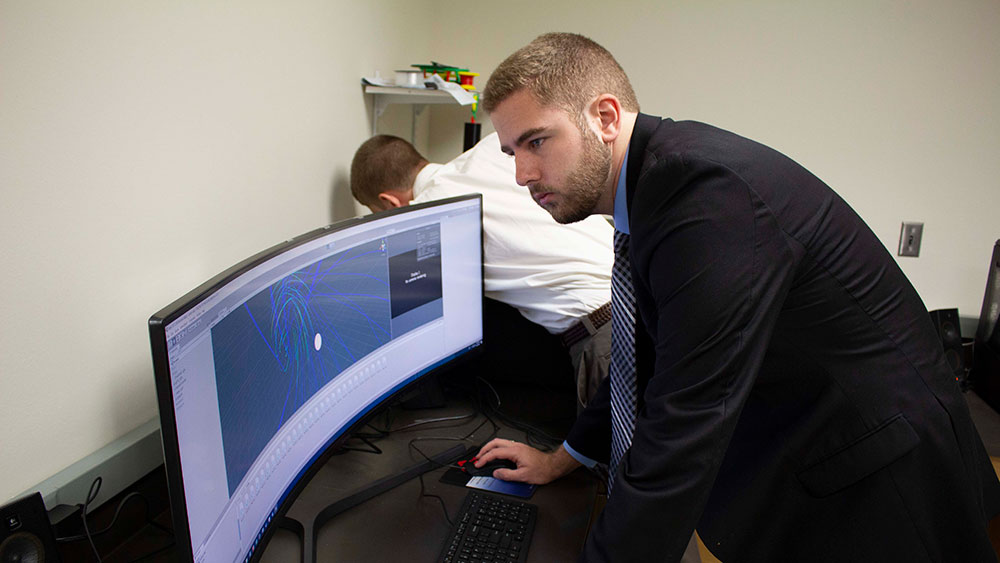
left=612, top=147, right=630, bottom=234
left=411, top=163, right=443, bottom=198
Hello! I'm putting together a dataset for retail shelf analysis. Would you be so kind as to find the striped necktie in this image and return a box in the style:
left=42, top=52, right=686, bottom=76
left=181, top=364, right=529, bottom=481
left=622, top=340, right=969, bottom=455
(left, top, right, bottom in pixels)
left=608, top=230, right=638, bottom=493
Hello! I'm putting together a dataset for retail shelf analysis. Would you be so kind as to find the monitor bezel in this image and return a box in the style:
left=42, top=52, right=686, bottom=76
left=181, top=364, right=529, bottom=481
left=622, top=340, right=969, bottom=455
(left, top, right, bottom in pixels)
left=148, top=194, right=484, bottom=561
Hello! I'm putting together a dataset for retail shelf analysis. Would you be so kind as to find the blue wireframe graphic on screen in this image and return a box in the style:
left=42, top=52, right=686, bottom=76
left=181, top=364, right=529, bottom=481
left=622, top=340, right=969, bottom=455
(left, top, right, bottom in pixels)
left=212, top=224, right=443, bottom=494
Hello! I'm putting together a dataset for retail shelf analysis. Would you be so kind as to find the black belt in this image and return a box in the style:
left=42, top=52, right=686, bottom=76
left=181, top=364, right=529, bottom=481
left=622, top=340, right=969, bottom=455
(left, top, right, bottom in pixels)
left=559, top=302, right=612, bottom=348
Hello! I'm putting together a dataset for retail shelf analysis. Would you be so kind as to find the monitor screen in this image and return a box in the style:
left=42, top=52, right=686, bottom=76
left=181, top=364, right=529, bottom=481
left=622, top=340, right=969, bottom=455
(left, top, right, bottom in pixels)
left=148, top=195, right=483, bottom=562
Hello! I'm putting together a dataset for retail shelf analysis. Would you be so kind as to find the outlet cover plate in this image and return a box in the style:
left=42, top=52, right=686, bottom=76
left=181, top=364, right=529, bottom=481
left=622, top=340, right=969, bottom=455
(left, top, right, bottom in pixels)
left=898, top=222, right=924, bottom=257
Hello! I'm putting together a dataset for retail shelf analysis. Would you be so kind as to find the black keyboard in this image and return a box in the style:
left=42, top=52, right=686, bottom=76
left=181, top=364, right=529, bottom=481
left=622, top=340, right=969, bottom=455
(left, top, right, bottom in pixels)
left=437, top=490, right=537, bottom=563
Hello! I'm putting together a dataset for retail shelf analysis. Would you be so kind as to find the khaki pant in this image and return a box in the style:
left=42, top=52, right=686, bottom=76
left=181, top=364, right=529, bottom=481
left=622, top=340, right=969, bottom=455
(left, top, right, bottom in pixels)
left=567, top=319, right=612, bottom=409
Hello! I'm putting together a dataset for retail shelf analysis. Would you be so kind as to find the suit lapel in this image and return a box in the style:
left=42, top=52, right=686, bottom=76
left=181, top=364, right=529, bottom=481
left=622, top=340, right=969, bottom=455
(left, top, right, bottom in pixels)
left=625, top=113, right=662, bottom=218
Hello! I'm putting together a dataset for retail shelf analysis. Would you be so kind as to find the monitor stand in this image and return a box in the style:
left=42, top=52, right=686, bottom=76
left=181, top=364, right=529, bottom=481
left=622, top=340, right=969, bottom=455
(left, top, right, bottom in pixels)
left=399, top=374, right=448, bottom=410
left=276, top=443, right=466, bottom=563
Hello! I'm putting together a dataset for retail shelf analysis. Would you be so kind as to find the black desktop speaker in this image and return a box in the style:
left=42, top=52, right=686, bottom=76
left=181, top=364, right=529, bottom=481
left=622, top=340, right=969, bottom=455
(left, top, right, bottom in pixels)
left=0, top=492, right=61, bottom=563
left=972, top=240, right=1000, bottom=412
left=928, top=308, right=965, bottom=376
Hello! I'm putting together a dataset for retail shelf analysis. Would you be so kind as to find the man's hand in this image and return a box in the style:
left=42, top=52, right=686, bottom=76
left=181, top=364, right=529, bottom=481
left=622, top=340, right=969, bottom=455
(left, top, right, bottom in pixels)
left=474, top=439, right=581, bottom=484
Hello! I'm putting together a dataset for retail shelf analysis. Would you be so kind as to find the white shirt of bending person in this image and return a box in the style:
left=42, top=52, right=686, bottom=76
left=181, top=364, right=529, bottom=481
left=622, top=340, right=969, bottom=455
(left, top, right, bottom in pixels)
left=410, top=133, right=614, bottom=334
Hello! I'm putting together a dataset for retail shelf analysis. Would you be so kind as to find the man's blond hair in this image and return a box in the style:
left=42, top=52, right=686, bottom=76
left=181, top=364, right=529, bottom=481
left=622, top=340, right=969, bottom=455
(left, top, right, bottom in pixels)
left=350, top=135, right=428, bottom=206
left=482, top=32, right=639, bottom=115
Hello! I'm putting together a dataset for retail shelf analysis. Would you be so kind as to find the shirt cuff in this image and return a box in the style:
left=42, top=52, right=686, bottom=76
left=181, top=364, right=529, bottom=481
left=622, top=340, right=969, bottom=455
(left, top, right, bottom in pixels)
left=563, top=440, right=597, bottom=468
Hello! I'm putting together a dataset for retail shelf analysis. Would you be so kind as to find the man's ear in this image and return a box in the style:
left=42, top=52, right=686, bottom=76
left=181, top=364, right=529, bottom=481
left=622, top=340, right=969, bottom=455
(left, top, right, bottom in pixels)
left=377, top=191, right=406, bottom=209
left=588, top=94, right=624, bottom=144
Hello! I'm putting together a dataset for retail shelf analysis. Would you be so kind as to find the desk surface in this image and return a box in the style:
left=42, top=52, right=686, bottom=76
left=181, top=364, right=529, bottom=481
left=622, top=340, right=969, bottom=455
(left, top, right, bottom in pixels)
left=259, top=380, right=599, bottom=562
left=56, top=386, right=1000, bottom=561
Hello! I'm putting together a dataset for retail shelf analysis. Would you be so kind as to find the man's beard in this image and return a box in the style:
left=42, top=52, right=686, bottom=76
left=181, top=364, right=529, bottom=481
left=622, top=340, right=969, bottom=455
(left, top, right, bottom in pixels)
left=534, top=127, right=611, bottom=224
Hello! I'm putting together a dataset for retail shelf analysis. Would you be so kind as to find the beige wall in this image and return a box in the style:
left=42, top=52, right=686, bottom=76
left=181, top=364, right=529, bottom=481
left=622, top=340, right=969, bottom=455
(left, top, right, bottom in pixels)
left=0, top=0, right=436, bottom=502
left=427, top=0, right=1000, bottom=315
left=2, top=0, right=998, bottom=502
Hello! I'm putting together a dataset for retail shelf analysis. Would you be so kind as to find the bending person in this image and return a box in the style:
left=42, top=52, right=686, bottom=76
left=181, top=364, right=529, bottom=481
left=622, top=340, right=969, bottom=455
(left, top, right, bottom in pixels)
left=350, top=133, right=613, bottom=407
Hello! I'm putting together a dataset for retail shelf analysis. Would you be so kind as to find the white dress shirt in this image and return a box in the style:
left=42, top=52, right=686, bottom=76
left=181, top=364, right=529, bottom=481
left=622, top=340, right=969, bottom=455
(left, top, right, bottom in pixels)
left=410, top=133, right=613, bottom=334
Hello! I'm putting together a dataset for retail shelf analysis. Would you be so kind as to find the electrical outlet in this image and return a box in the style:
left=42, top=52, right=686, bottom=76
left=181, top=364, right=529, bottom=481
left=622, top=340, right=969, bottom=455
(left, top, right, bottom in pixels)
left=898, top=222, right=924, bottom=257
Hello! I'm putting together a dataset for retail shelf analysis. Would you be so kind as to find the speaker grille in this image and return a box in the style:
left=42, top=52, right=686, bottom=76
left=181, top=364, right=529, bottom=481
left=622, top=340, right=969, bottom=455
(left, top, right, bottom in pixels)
left=0, top=531, right=45, bottom=563
left=929, top=308, right=964, bottom=376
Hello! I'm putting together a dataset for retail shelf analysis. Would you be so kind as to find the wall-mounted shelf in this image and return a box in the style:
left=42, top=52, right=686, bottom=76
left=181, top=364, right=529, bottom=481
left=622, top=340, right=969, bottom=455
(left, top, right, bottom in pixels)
left=364, top=85, right=477, bottom=140
left=365, top=86, right=467, bottom=114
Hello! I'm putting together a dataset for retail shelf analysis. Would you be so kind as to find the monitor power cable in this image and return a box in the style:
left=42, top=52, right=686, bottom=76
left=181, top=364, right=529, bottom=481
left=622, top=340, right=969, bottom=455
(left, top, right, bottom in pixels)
left=54, top=475, right=175, bottom=562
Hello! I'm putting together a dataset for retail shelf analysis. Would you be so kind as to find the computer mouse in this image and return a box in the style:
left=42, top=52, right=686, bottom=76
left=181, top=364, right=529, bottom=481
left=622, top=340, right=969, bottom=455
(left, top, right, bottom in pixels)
left=460, top=457, right=518, bottom=477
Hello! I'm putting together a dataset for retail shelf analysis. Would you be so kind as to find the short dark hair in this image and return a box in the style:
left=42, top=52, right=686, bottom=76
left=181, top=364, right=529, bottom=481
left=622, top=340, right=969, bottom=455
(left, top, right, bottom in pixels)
left=482, top=32, right=639, bottom=115
left=350, top=135, right=428, bottom=206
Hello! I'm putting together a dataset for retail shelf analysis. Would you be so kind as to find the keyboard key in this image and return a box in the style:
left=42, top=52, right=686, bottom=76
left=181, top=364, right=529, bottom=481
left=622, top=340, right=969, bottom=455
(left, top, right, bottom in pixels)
left=437, top=491, right=537, bottom=563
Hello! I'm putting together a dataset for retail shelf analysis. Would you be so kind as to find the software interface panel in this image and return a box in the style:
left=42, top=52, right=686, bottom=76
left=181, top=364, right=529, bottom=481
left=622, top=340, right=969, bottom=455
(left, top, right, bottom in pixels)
left=160, top=199, right=482, bottom=562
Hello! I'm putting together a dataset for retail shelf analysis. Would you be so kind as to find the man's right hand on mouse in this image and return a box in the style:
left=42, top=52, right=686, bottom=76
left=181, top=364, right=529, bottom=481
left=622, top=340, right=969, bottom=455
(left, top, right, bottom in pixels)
left=474, top=438, right=582, bottom=484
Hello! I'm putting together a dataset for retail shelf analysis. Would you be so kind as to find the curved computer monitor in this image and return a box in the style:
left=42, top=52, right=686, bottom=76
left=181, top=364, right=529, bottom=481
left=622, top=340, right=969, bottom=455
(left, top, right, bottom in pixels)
left=148, top=195, right=483, bottom=562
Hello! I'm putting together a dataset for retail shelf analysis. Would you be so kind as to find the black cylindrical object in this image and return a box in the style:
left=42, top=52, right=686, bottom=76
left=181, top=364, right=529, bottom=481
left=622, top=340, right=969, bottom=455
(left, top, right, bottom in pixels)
left=463, top=122, right=482, bottom=151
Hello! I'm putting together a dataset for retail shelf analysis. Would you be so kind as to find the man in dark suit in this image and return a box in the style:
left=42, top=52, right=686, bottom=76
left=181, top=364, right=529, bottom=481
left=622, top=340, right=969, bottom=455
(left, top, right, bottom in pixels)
left=473, top=32, right=1000, bottom=562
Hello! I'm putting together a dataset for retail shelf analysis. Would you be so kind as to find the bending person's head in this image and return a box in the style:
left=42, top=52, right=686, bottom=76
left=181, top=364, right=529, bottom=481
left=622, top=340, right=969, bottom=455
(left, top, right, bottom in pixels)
left=350, top=135, right=428, bottom=212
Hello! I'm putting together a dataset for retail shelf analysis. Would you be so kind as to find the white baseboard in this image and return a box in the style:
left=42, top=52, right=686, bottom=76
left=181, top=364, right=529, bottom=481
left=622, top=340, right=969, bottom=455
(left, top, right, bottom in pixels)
left=23, top=417, right=164, bottom=522
left=961, top=315, right=981, bottom=340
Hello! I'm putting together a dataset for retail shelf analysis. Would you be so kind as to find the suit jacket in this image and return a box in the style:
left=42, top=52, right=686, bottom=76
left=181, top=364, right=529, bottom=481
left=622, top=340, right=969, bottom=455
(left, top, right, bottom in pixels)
left=567, top=113, right=1000, bottom=562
